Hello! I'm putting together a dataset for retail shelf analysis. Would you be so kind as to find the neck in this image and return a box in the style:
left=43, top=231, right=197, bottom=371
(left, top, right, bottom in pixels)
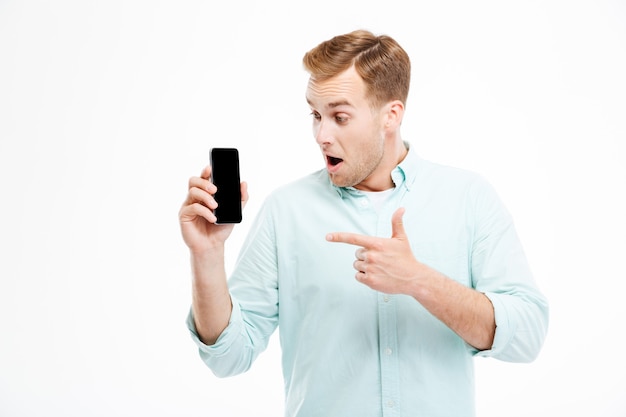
left=354, top=139, right=408, bottom=191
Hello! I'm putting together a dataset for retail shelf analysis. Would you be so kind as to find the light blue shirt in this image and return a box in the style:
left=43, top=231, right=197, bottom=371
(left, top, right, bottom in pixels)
left=187, top=145, right=549, bottom=417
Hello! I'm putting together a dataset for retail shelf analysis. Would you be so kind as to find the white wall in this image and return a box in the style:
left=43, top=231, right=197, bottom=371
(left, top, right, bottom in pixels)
left=1, top=1, right=624, bottom=416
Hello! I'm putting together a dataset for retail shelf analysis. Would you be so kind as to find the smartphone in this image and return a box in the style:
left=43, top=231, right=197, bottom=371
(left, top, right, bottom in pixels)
left=210, top=147, right=242, bottom=224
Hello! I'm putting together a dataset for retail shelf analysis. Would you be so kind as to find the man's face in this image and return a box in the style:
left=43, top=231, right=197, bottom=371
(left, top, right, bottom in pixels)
left=306, top=66, right=388, bottom=191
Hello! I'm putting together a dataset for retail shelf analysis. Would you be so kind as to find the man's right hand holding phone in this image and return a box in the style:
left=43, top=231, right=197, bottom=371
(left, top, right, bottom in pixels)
left=179, top=165, right=249, bottom=255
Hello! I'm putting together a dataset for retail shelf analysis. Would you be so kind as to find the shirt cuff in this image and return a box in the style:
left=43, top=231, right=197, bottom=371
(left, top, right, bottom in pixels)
left=471, top=291, right=514, bottom=358
left=186, top=300, right=243, bottom=357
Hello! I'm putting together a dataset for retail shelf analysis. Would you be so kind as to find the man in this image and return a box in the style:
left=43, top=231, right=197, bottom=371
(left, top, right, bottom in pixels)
left=179, top=29, right=549, bottom=417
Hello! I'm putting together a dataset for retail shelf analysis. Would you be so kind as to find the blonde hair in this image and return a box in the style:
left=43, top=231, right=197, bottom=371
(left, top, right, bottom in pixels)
left=302, top=29, right=411, bottom=108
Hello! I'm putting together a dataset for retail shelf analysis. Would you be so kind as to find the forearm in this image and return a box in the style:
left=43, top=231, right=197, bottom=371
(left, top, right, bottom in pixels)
left=409, top=267, right=495, bottom=351
left=190, top=246, right=233, bottom=346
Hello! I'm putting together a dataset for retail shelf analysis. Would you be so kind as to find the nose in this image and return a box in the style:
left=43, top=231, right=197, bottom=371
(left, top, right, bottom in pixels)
left=314, top=118, right=334, bottom=147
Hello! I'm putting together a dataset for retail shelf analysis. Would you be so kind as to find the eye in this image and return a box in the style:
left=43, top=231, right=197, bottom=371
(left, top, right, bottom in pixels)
left=310, top=111, right=321, bottom=121
left=335, top=114, right=349, bottom=124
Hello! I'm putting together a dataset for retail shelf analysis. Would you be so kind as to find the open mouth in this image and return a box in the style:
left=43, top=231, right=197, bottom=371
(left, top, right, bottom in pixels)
left=327, top=156, right=343, bottom=166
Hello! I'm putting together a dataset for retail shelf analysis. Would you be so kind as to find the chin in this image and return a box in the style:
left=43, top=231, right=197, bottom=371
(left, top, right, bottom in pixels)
left=328, top=173, right=357, bottom=188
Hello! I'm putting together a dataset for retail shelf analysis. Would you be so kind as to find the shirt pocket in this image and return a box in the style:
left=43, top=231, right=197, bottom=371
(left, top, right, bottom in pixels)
left=412, top=239, right=471, bottom=287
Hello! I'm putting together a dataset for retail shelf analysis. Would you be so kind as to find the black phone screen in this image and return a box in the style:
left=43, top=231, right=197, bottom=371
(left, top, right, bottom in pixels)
left=210, top=147, right=242, bottom=224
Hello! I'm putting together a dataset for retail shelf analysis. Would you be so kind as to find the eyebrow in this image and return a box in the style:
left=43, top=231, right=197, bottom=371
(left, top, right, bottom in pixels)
left=328, top=100, right=352, bottom=108
left=306, top=97, right=353, bottom=109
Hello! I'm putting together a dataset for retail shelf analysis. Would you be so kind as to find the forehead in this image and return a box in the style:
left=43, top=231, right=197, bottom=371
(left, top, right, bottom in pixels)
left=305, top=66, right=369, bottom=109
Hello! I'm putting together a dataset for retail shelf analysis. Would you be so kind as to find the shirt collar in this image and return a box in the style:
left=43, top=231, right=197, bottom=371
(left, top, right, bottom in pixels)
left=330, top=141, right=421, bottom=198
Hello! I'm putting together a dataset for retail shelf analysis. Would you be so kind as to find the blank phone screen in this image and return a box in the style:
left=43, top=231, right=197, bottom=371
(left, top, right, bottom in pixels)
left=210, top=148, right=242, bottom=224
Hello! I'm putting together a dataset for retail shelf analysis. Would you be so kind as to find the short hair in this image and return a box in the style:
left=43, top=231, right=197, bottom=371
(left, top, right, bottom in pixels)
left=302, top=29, right=411, bottom=108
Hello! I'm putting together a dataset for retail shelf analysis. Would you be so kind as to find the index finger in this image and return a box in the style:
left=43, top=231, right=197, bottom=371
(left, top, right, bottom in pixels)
left=326, top=232, right=377, bottom=248
left=200, top=165, right=212, bottom=180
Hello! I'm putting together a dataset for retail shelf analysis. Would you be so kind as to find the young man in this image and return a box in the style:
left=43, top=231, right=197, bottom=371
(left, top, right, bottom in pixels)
left=179, top=30, right=549, bottom=417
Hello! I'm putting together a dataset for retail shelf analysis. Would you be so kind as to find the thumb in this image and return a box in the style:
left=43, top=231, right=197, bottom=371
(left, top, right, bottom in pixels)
left=391, top=207, right=407, bottom=240
left=241, top=181, right=249, bottom=209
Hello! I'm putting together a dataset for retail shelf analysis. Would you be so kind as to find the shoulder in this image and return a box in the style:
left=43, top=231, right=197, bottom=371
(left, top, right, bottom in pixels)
left=420, top=157, right=478, bottom=180
left=259, top=169, right=336, bottom=214
left=412, top=157, right=509, bottom=223
left=266, top=169, right=332, bottom=201
left=416, top=157, right=493, bottom=196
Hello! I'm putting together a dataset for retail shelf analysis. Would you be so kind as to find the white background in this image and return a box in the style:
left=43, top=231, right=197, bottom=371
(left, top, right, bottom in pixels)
left=1, top=0, right=625, bottom=416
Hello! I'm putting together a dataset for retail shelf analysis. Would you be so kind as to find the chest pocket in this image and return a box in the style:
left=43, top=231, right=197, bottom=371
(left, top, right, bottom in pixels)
left=412, top=239, right=471, bottom=287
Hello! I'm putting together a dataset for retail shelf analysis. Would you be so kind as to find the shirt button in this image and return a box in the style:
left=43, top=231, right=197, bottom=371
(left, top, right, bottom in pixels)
left=383, top=295, right=390, bottom=302
left=384, top=347, right=393, bottom=356
left=359, top=199, right=368, bottom=207
left=386, top=400, right=395, bottom=408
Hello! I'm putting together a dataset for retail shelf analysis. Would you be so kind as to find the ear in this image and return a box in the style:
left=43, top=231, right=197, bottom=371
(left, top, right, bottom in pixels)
left=383, top=100, right=405, bottom=130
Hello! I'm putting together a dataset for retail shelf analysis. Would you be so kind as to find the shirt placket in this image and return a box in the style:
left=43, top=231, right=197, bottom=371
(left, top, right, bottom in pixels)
left=348, top=182, right=406, bottom=416
left=377, top=187, right=403, bottom=417
left=378, top=291, right=400, bottom=416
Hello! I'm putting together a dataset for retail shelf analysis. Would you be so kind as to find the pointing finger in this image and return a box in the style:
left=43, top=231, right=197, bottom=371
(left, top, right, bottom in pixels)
left=326, top=232, right=378, bottom=248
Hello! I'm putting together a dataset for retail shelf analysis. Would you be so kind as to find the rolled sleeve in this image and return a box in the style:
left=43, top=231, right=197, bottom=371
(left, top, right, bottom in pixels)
left=468, top=178, right=549, bottom=362
left=186, top=298, right=260, bottom=378
left=186, top=300, right=244, bottom=357
left=474, top=291, right=549, bottom=362
left=472, top=292, right=514, bottom=358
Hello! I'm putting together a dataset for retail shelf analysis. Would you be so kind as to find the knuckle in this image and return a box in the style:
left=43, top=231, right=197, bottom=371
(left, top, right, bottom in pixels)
left=371, top=241, right=384, bottom=251
left=189, top=187, right=203, bottom=201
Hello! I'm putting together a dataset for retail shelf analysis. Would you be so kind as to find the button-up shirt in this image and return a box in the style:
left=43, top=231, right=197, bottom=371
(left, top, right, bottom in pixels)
left=187, top=144, right=549, bottom=417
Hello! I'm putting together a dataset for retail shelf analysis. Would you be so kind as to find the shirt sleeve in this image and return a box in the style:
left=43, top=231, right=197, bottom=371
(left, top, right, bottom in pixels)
left=186, top=199, right=280, bottom=377
left=467, top=177, right=549, bottom=362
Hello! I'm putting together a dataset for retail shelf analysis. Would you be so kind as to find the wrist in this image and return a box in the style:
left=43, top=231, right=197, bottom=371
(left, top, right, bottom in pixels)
left=190, top=245, right=226, bottom=275
left=405, top=262, right=441, bottom=301
left=190, top=241, right=225, bottom=258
